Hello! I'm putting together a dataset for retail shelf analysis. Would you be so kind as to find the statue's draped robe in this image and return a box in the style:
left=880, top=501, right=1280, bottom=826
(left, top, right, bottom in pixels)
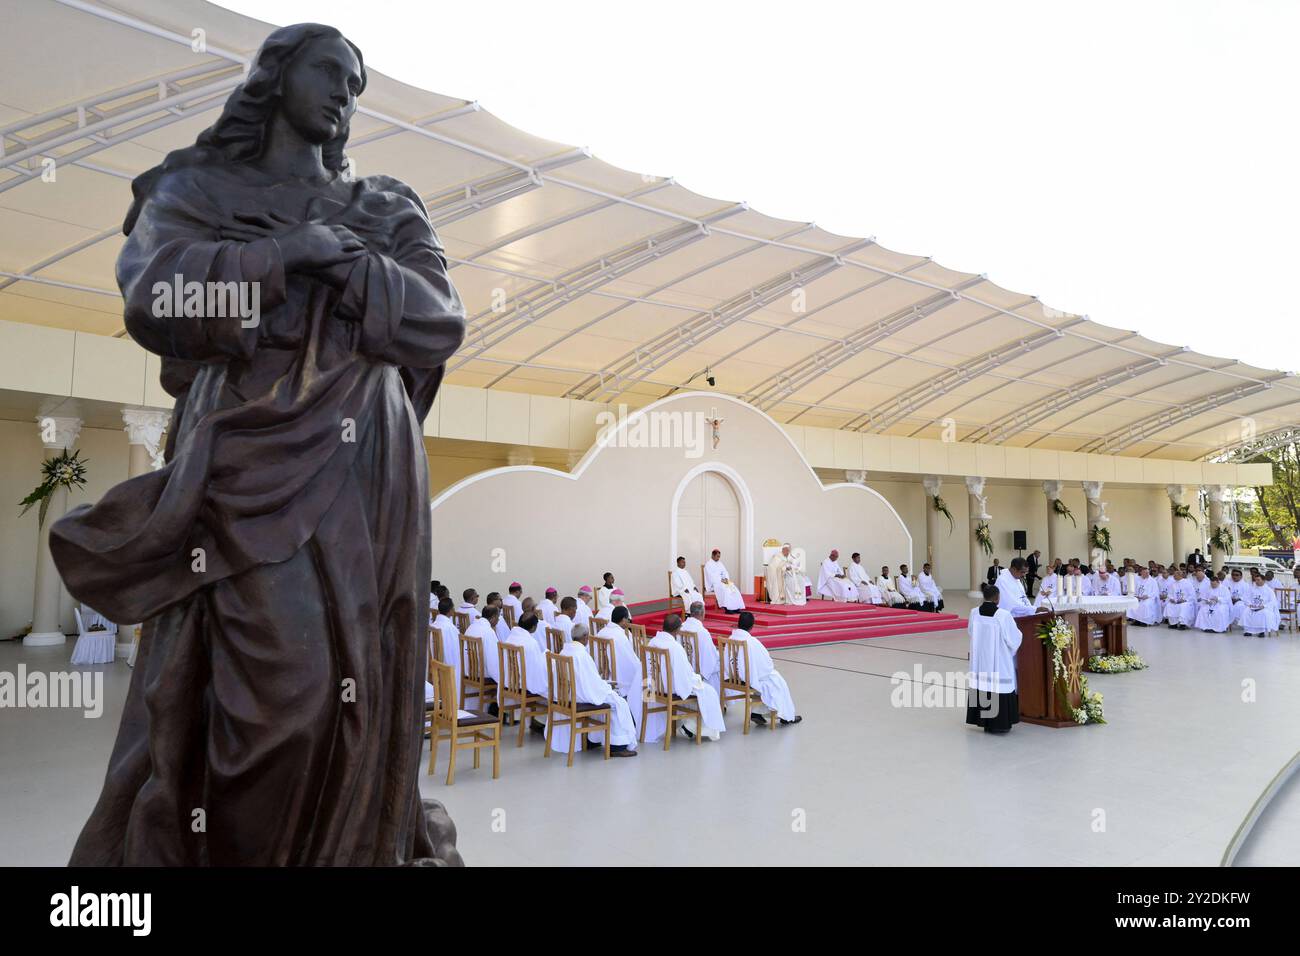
left=50, top=164, right=465, bottom=865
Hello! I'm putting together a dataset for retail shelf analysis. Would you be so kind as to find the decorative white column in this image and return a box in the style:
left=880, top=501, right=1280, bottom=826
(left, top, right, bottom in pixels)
left=117, top=409, right=170, bottom=656
left=1082, top=480, right=1108, bottom=567
left=1167, top=484, right=1188, bottom=567
left=1207, top=484, right=1231, bottom=573
left=1042, top=480, right=1063, bottom=565
left=844, top=470, right=868, bottom=485
left=922, top=475, right=942, bottom=575
left=966, top=476, right=989, bottom=598
left=25, top=416, right=82, bottom=646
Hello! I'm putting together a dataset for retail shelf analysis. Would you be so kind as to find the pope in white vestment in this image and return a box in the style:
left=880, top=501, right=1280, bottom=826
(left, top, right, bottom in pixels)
left=546, top=640, right=638, bottom=754
left=728, top=620, right=798, bottom=722
left=704, top=552, right=746, bottom=611
left=765, top=545, right=806, bottom=605
left=641, top=630, right=725, bottom=742
left=671, top=559, right=704, bottom=610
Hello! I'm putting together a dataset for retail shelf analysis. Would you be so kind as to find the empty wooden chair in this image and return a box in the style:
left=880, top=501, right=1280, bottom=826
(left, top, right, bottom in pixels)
left=459, top=633, right=496, bottom=711
left=588, top=634, right=617, bottom=686
left=498, top=641, right=548, bottom=747
left=639, top=644, right=701, bottom=751
left=544, top=651, right=612, bottom=766
left=545, top=626, right=567, bottom=655
left=503, top=604, right=517, bottom=629
left=426, top=659, right=500, bottom=785
left=718, top=636, right=772, bottom=734
left=1279, top=588, right=1297, bottom=633
left=453, top=611, right=472, bottom=635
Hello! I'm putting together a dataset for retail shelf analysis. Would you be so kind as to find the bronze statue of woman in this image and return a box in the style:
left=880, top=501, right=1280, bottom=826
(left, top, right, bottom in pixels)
left=50, top=24, right=466, bottom=865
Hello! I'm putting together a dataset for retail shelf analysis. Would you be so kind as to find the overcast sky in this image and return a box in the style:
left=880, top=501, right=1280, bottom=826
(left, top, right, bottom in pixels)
left=225, top=0, right=1300, bottom=372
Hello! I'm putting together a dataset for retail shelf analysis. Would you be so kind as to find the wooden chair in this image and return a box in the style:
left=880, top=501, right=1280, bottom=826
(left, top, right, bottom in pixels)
left=592, top=616, right=610, bottom=633
left=503, top=604, right=517, bottom=629
left=668, top=572, right=680, bottom=614
left=545, top=626, right=567, bottom=655
left=428, top=626, right=444, bottom=664
left=589, top=634, right=617, bottom=686
left=678, top=628, right=700, bottom=674
left=498, top=641, right=548, bottom=747
left=453, top=611, right=472, bottom=635
left=718, top=636, right=772, bottom=734
left=543, top=651, right=612, bottom=766
left=626, top=622, right=648, bottom=659
left=426, top=659, right=500, bottom=785
left=459, top=633, right=497, bottom=711
left=638, top=644, right=701, bottom=751
left=1279, top=588, right=1296, bottom=633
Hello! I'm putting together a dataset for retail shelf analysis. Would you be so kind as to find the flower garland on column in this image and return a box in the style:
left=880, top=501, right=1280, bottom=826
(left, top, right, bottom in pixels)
left=974, top=522, right=994, bottom=556
left=18, top=448, right=88, bottom=527
left=932, top=494, right=954, bottom=534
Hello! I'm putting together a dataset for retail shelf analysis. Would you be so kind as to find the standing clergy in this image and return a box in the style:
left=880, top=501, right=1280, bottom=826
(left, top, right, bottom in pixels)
left=966, top=584, right=1022, bottom=734
left=1164, top=569, right=1197, bottom=630
left=917, top=562, right=944, bottom=611
left=704, top=549, right=746, bottom=613
left=877, top=567, right=906, bottom=606
left=680, top=602, right=721, bottom=694
left=671, top=556, right=704, bottom=611
left=1126, top=567, right=1163, bottom=626
left=727, top=611, right=801, bottom=726
left=817, top=549, right=858, bottom=602
left=548, top=624, right=638, bottom=758
left=995, top=559, right=1036, bottom=617
left=595, top=572, right=616, bottom=613
left=642, top=614, right=726, bottom=742
left=1195, top=576, right=1232, bottom=632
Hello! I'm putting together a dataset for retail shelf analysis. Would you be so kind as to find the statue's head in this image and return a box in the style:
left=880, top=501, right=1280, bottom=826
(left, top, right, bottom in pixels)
left=125, top=24, right=367, bottom=233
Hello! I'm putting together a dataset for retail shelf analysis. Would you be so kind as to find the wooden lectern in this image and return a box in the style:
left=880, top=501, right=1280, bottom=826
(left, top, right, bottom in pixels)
left=1014, top=610, right=1087, bottom=728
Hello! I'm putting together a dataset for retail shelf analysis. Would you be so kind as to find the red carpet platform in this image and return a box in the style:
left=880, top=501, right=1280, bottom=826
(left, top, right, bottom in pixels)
left=627, top=595, right=965, bottom=649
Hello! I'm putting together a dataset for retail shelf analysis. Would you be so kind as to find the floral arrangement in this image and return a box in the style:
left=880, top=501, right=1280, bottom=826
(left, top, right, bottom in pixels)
left=974, top=521, right=994, bottom=556
left=1038, top=616, right=1074, bottom=683
left=1075, top=676, right=1105, bottom=724
left=1037, top=616, right=1106, bottom=724
left=1171, top=503, right=1198, bottom=528
left=1209, top=525, right=1234, bottom=554
left=19, top=448, right=88, bottom=527
left=932, top=494, right=954, bottom=535
left=1086, top=650, right=1148, bottom=673
left=1088, top=524, right=1112, bottom=554
left=1052, top=497, right=1077, bottom=527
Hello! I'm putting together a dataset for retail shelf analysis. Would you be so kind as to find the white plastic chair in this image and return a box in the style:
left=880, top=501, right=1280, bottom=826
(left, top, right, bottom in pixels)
left=70, top=607, right=116, bottom=665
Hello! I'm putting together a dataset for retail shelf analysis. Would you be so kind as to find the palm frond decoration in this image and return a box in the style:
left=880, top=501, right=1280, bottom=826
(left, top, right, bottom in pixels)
left=932, top=495, right=954, bottom=535
left=1052, top=497, right=1077, bottom=528
left=975, top=522, right=994, bottom=556
left=18, top=448, right=88, bottom=528
left=1171, top=503, right=1199, bottom=528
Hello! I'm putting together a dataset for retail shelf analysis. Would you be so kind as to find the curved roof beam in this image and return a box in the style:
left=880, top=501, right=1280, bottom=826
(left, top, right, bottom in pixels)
left=1076, top=380, right=1281, bottom=454
left=1210, top=425, right=1300, bottom=462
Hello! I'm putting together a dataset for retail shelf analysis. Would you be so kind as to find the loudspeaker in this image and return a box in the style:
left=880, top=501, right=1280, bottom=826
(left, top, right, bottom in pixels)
left=1013, top=530, right=1027, bottom=551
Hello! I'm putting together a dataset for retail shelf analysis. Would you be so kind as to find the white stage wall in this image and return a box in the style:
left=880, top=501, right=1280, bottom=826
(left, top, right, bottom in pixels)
left=429, top=393, right=913, bottom=605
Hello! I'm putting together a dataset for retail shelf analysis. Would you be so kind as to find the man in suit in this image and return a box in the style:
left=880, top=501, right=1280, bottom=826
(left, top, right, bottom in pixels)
left=986, top=557, right=1002, bottom=586
left=1026, top=550, right=1041, bottom=597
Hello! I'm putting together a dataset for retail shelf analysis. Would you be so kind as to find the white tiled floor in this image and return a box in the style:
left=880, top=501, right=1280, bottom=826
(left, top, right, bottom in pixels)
left=3, top=598, right=1298, bottom=866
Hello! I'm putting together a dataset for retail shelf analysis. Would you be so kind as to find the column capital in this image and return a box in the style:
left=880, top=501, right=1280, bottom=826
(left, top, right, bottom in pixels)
left=1206, top=484, right=1232, bottom=503
left=845, top=470, right=868, bottom=485
left=921, top=475, right=942, bottom=496
left=1081, top=480, right=1104, bottom=502
left=1166, top=484, right=1186, bottom=504
left=964, top=475, right=986, bottom=496
left=122, top=408, right=169, bottom=470
left=1042, top=479, right=1063, bottom=500
left=36, top=415, right=81, bottom=450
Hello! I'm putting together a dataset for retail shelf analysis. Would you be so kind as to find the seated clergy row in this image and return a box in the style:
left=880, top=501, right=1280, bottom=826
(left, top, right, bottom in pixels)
left=430, top=579, right=801, bottom=758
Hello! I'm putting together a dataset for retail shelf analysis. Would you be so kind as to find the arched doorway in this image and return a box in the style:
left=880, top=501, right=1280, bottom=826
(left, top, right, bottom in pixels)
left=671, top=465, right=753, bottom=589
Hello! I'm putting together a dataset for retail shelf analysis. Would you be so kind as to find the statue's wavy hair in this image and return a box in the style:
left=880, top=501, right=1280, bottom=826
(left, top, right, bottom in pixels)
left=123, top=23, right=366, bottom=235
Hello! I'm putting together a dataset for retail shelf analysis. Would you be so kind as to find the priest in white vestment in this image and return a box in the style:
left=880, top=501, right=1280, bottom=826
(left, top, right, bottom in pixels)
left=574, top=586, right=595, bottom=629
left=1164, top=571, right=1197, bottom=629
left=456, top=588, right=480, bottom=623
left=918, top=563, right=944, bottom=611
left=995, top=560, right=1036, bottom=617
left=552, top=597, right=579, bottom=642
left=537, top=588, right=559, bottom=625
left=596, top=573, right=615, bottom=613
left=704, top=550, right=746, bottom=612
left=680, top=602, right=721, bottom=694
left=1092, top=569, right=1122, bottom=597
left=897, top=564, right=932, bottom=610
left=431, top=597, right=462, bottom=690
left=604, top=588, right=628, bottom=622
left=966, top=584, right=1022, bottom=733
left=876, top=567, right=906, bottom=606
left=642, top=615, right=725, bottom=742
left=464, top=607, right=502, bottom=684
left=817, top=550, right=858, bottom=602
left=501, top=614, right=550, bottom=735
left=1126, top=568, right=1163, bottom=626
left=848, top=554, right=882, bottom=604
left=503, top=583, right=524, bottom=625
left=1226, top=570, right=1248, bottom=626
left=1035, top=569, right=1060, bottom=607
left=546, top=625, right=638, bottom=757
left=671, top=556, right=704, bottom=610
left=1239, top=574, right=1275, bottom=637
left=598, top=607, right=643, bottom=717
left=1195, top=577, right=1232, bottom=632
left=728, top=611, right=800, bottom=725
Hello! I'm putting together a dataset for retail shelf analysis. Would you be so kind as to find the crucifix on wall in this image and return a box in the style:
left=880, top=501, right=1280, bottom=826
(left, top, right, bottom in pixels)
left=707, top=407, right=724, bottom=450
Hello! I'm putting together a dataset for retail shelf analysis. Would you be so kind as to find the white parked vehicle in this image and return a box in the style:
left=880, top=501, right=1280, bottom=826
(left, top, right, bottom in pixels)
left=1223, top=555, right=1292, bottom=574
